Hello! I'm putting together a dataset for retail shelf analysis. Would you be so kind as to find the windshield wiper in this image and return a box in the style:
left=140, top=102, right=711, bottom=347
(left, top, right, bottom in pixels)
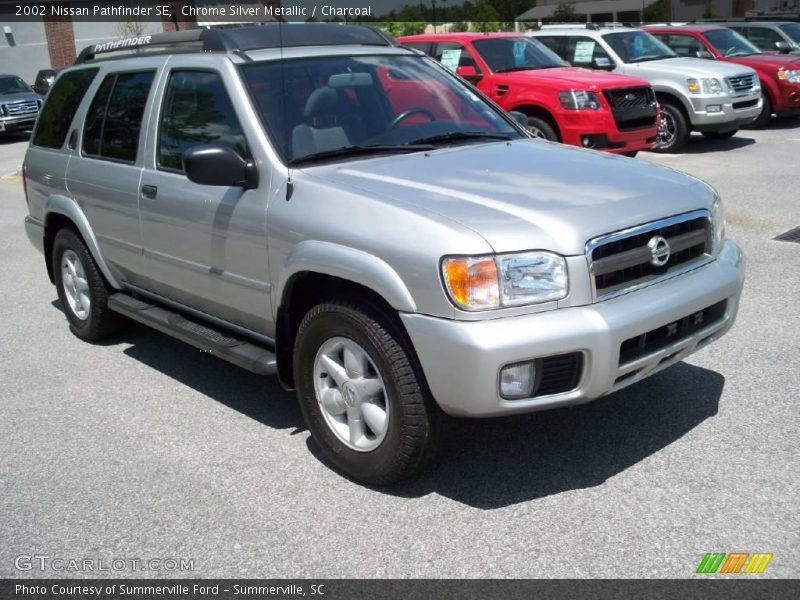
left=495, top=65, right=563, bottom=73
left=288, top=143, right=434, bottom=165
left=407, top=131, right=512, bottom=145
left=628, top=55, right=669, bottom=63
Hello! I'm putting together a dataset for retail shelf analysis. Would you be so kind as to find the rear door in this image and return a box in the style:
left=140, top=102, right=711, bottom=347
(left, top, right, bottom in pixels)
left=138, top=61, right=272, bottom=335
left=65, top=67, right=156, bottom=286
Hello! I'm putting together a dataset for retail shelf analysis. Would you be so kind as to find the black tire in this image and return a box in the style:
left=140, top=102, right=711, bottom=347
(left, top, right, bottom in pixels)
left=52, top=228, right=121, bottom=341
left=750, top=93, right=772, bottom=128
left=652, top=103, right=689, bottom=153
left=293, top=302, right=439, bottom=485
left=702, top=130, right=738, bottom=140
left=621, top=151, right=638, bottom=158
left=525, top=116, right=559, bottom=141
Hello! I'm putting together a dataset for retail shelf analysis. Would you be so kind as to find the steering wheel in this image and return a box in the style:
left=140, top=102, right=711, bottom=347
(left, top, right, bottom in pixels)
left=389, top=107, right=437, bottom=129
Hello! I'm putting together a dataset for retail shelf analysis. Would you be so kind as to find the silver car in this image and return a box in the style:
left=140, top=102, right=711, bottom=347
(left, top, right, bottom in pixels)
left=530, top=25, right=762, bottom=152
left=23, top=25, right=745, bottom=485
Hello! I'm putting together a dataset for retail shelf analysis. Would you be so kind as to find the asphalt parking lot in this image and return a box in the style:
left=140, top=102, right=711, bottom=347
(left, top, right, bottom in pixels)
left=1, top=125, right=798, bottom=579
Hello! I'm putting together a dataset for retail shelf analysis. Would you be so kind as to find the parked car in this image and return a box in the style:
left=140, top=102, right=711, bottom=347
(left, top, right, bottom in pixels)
left=33, top=68, right=60, bottom=96
left=398, top=32, right=658, bottom=157
left=530, top=25, right=762, bottom=152
left=702, top=20, right=800, bottom=55
left=0, top=74, right=42, bottom=136
left=23, top=25, right=745, bottom=485
left=645, top=24, right=800, bottom=127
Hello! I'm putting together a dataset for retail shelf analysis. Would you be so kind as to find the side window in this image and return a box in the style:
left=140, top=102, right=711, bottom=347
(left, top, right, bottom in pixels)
left=564, top=36, right=610, bottom=66
left=402, top=42, right=431, bottom=54
left=433, top=42, right=478, bottom=72
left=747, top=26, right=784, bottom=50
left=82, top=71, right=155, bottom=163
left=158, top=70, right=247, bottom=173
left=659, top=34, right=706, bottom=58
left=32, top=68, right=98, bottom=149
left=534, top=36, right=563, bottom=57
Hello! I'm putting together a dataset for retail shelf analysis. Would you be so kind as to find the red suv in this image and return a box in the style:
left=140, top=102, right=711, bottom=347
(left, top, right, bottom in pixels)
left=645, top=24, right=800, bottom=127
left=398, top=32, right=659, bottom=156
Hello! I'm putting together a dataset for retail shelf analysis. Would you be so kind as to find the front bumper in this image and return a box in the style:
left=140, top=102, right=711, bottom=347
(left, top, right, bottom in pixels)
left=774, top=80, right=800, bottom=114
left=557, top=108, right=658, bottom=153
left=688, top=92, right=761, bottom=131
left=402, top=241, right=744, bottom=417
left=0, top=114, right=38, bottom=133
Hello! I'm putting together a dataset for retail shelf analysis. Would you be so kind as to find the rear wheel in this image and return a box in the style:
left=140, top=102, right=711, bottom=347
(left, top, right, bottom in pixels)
left=293, top=302, right=439, bottom=485
left=702, top=130, right=738, bottom=140
left=525, top=116, right=559, bottom=142
left=652, top=103, right=689, bottom=153
left=52, top=228, right=121, bottom=341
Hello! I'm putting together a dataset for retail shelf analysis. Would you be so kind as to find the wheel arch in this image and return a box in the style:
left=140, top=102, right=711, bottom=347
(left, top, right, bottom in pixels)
left=42, top=196, right=121, bottom=289
left=510, top=103, right=562, bottom=141
left=653, top=88, right=692, bottom=122
left=274, top=242, right=419, bottom=389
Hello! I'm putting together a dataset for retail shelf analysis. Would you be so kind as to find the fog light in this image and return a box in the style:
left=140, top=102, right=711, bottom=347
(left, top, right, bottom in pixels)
left=500, top=361, right=536, bottom=399
left=706, top=104, right=722, bottom=113
left=581, top=137, right=591, bottom=147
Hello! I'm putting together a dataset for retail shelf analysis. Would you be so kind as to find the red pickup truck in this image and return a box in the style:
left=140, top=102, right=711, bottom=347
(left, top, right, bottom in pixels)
left=398, top=32, right=659, bottom=156
left=645, top=24, right=800, bottom=127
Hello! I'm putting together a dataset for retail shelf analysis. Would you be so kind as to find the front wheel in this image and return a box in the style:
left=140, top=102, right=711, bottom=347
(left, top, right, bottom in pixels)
left=750, top=93, right=772, bottom=128
left=525, top=116, right=559, bottom=141
left=293, top=302, right=439, bottom=485
left=652, top=103, right=688, bottom=153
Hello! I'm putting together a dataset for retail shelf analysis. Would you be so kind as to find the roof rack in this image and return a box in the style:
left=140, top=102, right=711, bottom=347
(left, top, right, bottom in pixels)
left=76, top=23, right=396, bottom=64
left=537, top=22, right=634, bottom=31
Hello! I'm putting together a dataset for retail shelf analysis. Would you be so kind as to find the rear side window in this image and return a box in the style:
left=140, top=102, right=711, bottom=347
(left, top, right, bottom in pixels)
left=83, top=71, right=155, bottom=163
left=158, top=70, right=247, bottom=172
left=32, top=68, right=98, bottom=149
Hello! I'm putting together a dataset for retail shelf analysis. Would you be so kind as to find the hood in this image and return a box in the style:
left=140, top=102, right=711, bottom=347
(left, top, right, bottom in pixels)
left=725, top=53, right=800, bottom=72
left=0, top=91, right=41, bottom=104
left=500, top=66, right=650, bottom=90
left=627, top=56, right=756, bottom=78
left=301, top=140, right=715, bottom=256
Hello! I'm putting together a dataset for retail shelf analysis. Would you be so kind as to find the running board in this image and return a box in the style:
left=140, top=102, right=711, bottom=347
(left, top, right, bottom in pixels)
left=108, top=293, right=277, bottom=375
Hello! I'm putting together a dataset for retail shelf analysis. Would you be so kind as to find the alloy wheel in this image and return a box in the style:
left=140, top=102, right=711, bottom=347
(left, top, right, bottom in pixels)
left=61, top=249, right=90, bottom=320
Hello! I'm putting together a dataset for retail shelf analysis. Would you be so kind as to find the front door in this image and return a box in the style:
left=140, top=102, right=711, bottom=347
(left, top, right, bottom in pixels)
left=138, top=66, right=272, bottom=335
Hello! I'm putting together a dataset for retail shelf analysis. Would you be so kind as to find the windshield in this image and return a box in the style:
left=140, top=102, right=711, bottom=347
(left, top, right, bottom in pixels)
left=471, top=37, right=567, bottom=72
left=603, top=31, right=676, bottom=63
left=704, top=28, right=761, bottom=56
left=778, top=23, right=800, bottom=44
left=241, top=54, right=521, bottom=164
left=0, top=76, right=32, bottom=94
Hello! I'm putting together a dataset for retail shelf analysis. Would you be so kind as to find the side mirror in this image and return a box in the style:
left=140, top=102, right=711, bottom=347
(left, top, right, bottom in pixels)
left=182, top=144, right=258, bottom=190
left=775, top=41, right=792, bottom=54
left=456, top=65, right=482, bottom=83
left=508, top=110, right=528, bottom=128
left=696, top=49, right=713, bottom=59
left=593, top=57, right=614, bottom=70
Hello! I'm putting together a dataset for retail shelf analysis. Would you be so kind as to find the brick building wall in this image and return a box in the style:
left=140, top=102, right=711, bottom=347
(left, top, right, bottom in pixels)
left=43, top=15, right=76, bottom=68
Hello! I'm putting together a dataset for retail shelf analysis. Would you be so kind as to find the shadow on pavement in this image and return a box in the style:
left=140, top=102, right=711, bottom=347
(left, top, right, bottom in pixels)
left=678, top=134, right=755, bottom=154
left=51, top=299, right=724, bottom=508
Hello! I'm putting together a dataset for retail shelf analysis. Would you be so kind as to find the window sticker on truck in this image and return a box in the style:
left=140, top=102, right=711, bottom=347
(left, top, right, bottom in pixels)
left=574, top=40, right=595, bottom=63
left=440, top=49, right=461, bottom=72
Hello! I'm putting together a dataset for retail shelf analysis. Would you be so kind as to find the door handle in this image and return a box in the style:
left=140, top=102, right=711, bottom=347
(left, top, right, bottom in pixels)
left=141, top=185, right=157, bottom=199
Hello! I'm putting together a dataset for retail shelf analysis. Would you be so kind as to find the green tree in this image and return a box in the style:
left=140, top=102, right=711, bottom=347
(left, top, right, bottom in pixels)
left=702, top=1, right=717, bottom=18
left=450, top=21, right=470, bottom=32
left=551, top=2, right=580, bottom=23
left=471, top=0, right=501, bottom=31
left=642, top=0, right=666, bottom=23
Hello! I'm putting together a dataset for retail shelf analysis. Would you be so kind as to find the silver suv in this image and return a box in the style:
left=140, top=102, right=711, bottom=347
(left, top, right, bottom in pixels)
left=23, top=25, right=745, bottom=485
left=530, top=25, right=763, bottom=152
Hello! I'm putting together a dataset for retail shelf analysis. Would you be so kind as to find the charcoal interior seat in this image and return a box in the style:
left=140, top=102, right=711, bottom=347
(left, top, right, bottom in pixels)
left=292, top=87, right=365, bottom=158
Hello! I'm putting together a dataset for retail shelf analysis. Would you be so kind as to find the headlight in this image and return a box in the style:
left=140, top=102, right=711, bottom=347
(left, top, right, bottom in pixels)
left=558, top=90, right=601, bottom=110
left=687, top=78, right=724, bottom=94
left=442, top=252, right=568, bottom=311
left=711, top=195, right=726, bottom=255
left=778, top=69, right=800, bottom=83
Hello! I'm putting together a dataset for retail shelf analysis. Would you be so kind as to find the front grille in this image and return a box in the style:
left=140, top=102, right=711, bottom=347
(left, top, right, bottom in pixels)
left=618, top=300, right=727, bottom=365
left=587, top=211, right=713, bottom=299
left=3, top=99, right=39, bottom=116
left=603, top=86, right=658, bottom=131
left=727, top=73, right=755, bottom=95
left=530, top=353, right=583, bottom=397
left=604, top=86, right=652, bottom=108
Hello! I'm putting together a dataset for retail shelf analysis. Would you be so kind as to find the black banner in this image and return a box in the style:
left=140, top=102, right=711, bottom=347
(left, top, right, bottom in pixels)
left=3, top=580, right=800, bottom=600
